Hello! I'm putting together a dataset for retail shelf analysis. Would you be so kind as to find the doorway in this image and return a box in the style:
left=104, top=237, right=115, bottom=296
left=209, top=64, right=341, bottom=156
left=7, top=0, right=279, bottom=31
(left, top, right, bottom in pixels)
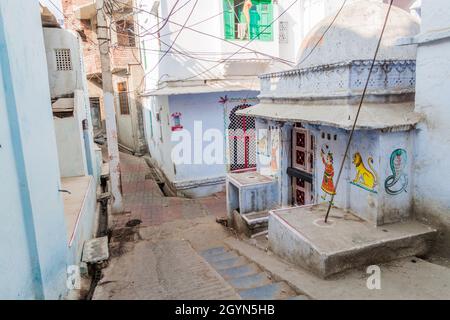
left=291, top=126, right=315, bottom=206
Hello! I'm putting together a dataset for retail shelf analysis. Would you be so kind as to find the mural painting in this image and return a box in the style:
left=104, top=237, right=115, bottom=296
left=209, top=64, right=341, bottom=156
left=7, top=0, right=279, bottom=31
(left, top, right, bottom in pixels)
left=257, top=129, right=269, bottom=156
left=350, top=152, right=378, bottom=193
left=385, top=148, right=408, bottom=195
left=320, top=144, right=336, bottom=202
left=270, top=129, right=280, bottom=172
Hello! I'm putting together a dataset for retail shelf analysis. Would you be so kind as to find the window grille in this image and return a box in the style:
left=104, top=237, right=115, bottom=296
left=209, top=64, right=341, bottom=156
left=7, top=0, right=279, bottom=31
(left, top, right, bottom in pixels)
left=55, top=49, right=72, bottom=71
left=279, top=21, right=288, bottom=43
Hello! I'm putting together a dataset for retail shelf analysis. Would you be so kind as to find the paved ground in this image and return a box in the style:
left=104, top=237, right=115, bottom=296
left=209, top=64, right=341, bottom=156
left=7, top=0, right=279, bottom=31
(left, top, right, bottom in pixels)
left=94, top=152, right=450, bottom=300
left=94, top=152, right=304, bottom=300
left=225, top=237, right=450, bottom=300
left=113, top=152, right=226, bottom=228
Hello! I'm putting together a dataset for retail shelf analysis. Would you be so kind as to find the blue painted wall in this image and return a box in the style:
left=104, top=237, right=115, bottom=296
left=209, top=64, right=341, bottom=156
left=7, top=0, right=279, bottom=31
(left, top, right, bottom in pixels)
left=0, top=0, right=68, bottom=299
left=143, top=90, right=258, bottom=197
left=169, top=91, right=258, bottom=181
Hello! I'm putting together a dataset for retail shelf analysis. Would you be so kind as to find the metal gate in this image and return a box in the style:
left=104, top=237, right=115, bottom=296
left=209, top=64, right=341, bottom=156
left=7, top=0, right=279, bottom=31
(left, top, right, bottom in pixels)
left=228, top=104, right=256, bottom=172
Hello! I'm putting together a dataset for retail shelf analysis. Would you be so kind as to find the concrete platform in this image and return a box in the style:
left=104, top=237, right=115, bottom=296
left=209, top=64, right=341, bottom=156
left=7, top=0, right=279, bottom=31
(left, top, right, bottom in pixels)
left=269, top=204, right=437, bottom=278
left=225, top=237, right=450, bottom=300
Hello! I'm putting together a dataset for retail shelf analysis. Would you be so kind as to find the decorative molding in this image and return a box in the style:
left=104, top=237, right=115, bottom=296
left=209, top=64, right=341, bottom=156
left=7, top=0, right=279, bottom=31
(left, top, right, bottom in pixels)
left=259, top=60, right=416, bottom=100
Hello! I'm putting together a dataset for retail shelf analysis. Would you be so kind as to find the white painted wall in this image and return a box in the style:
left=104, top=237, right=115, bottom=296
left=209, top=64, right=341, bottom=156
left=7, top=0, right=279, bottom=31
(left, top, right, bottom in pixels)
left=43, top=28, right=83, bottom=98
left=137, top=0, right=417, bottom=87
left=39, top=0, right=65, bottom=27
left=53, top=94, right=89, bottom=178
left=413, top=0, right=450, bottom=255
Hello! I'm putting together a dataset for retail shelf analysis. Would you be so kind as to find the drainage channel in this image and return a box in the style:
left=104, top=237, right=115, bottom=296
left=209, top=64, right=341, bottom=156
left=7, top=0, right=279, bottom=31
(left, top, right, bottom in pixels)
left=84, top=178, right=109, bottom=300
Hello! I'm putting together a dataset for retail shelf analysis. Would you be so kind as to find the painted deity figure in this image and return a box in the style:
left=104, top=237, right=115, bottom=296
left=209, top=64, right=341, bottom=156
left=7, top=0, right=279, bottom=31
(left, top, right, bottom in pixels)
left=321, top=148, right=336, bottom=201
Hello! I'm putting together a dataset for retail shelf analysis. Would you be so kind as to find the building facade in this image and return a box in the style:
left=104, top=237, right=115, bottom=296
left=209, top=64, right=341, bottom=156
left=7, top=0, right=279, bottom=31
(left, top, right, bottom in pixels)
left=63, top=0, right=147, bottom=155
left=412, top=0, right=450, bottom=257
left=0, top=0, right=101, bottom=299
left=225, top=1, right=441, bottom=277
left=136, top=0, right=386, bottom=198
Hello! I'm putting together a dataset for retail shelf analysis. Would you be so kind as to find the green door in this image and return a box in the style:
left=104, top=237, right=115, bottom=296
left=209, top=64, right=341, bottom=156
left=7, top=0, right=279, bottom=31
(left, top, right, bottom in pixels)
left=223, top=0, right=236, bottom=40
left=254, top=0, right=273, bottom=41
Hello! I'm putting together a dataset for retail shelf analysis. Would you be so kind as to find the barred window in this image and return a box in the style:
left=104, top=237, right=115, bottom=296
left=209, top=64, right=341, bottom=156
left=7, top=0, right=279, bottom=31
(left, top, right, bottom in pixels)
left=117, top=82, right=130, bottom=115
left=55, top=49, right=72, bottom=71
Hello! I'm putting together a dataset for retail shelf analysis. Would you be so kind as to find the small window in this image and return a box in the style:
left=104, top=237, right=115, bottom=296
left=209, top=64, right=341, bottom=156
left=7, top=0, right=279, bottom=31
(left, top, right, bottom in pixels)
left=117, top=20, right=136, bottom=47
left=117, top=82, right=130, bottom=115
left=279, top=21, right=288, bottom=43
left=55, top=49, right=72, bottom=71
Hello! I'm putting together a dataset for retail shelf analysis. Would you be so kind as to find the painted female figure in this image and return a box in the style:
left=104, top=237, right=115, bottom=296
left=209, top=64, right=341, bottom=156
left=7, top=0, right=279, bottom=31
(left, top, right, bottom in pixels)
left=321, top=148, right=336, bottom=201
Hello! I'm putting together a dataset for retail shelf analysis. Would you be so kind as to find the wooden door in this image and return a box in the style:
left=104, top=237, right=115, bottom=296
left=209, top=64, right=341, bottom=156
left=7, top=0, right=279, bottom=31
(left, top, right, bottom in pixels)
left=292, top=127, right=314, bottom=206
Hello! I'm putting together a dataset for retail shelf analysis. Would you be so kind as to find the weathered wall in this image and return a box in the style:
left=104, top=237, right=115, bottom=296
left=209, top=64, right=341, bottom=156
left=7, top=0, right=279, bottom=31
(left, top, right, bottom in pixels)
left=43, top=28, right=82, bottom=98
left=143, top=95, right=176, bottom=183
left=143, top=90, right=258, bottom=197
left=53, top=97, right=88, bottom=178
left=413, top=0, right=450, bottom=256
left=0, top=0, right=68, bottom=299
left=256, top=120, right=414, bottom=226
left=67, top=176, right=98, bottom=266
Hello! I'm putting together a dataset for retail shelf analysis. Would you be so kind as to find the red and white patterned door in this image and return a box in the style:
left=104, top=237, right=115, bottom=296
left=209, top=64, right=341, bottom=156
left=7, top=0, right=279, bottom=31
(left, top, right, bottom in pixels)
left=228, top=104, right=256, bottom=172
left=292, top=127, right=314, bottom=206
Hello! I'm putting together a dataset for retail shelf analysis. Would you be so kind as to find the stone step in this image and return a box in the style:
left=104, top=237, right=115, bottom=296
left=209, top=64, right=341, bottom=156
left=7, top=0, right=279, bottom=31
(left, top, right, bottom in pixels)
left=233, top=210, right=270, bottom=237
left=200, top=247, right=228, bottom=259
left=211, top=256, right=249, bottom=271
left=238, top=282, right=297, bottom=300
left=217, top=263, right=261, bottom=280
left=228, top=272, right=272, bottom=290
left=203, top=251, right=240, bottom=264
left=242, top=211, right=270, bottom=226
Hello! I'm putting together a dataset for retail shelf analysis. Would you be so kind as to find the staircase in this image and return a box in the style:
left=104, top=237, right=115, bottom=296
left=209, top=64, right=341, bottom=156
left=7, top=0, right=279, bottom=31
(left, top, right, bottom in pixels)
left=200, top=246, right=309, bottom=300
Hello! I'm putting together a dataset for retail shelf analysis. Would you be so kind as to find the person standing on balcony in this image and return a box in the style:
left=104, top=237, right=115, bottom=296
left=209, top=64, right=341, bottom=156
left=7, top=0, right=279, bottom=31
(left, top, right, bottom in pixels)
left=243, top=0, right=253, bottom=39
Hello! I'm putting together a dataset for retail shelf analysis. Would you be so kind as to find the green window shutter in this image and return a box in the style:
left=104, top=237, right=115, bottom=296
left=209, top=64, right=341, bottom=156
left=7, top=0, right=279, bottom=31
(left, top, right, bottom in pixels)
left=249, top=4, right=259, bottom=40
left=255, top=0, right=273, bottom=41
left=223, top=0, right=235, bottom=39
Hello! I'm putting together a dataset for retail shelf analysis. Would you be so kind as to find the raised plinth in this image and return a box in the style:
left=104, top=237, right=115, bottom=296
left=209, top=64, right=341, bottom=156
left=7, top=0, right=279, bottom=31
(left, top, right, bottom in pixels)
left=269, top=204, right=437, bottom=278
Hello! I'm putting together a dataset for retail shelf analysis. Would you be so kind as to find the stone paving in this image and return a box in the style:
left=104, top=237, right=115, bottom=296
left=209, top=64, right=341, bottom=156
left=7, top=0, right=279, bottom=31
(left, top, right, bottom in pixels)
left=93, top=240, right=240, bottom=300
left=94, top=152, right=237, bottom=300
left=113, top=152, right=227, bottom=228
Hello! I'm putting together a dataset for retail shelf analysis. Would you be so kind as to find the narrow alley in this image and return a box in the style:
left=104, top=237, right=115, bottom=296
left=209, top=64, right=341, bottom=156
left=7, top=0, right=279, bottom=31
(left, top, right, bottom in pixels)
left=93, top=152, right=305, bottom=300
left=3, top=0, right=450, bottom=306
left=93, top=152, right=450, bottom=300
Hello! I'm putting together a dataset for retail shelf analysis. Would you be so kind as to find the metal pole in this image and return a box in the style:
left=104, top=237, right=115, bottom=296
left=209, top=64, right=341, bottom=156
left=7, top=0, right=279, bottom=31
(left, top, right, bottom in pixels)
left=96, top=0, right=124, bottom=214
